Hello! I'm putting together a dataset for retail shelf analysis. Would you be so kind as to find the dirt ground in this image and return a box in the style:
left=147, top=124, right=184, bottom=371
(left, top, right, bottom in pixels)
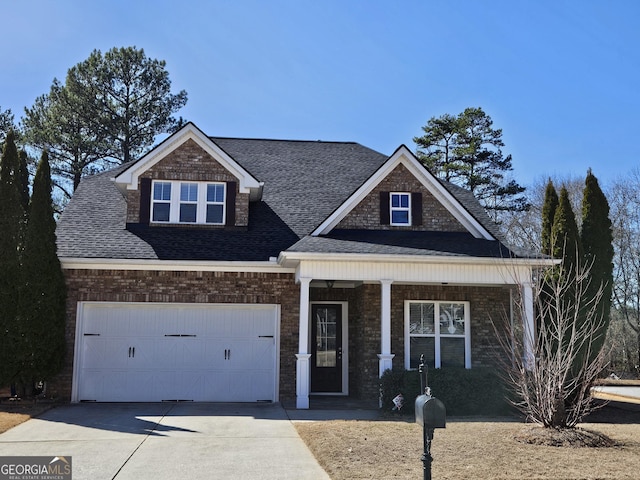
left=295, top=406, right=640, bottom=480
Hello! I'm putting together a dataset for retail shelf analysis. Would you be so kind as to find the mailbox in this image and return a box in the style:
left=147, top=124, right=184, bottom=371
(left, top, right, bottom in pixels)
left=415, top=394, right=446, bottom=429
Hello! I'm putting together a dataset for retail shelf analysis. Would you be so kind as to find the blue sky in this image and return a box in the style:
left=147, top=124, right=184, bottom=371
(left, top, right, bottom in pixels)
left=2, top=0, right=639, bottom=188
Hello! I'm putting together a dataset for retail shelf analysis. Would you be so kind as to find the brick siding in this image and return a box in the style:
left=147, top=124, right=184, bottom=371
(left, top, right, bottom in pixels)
left=125, top=139, right=249, bottom=226
left=336, top=164, right=468, bottom=232
left=52, top=269, right=513, bottom=405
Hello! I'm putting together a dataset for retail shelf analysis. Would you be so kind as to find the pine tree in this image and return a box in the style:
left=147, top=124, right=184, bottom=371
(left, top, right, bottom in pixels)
left=541, top=179, right=559, bottom=256
left=580, top=169, right=613, bottom=357
left=19, top=151, right=67, bottom=385
left=0, top=131, right=26, bottom=387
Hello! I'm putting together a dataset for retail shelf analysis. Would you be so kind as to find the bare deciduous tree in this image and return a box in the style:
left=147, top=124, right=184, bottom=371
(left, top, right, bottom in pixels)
left=495, top=258, right=607, bottom=428
left=609, top=170, right=640, bottom=375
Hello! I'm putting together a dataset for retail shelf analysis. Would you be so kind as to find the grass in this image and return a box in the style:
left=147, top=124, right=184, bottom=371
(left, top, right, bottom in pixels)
left=0, top=401, right=53, bottom=434
left=2, top=396, right=638, bottom=479
left=295, top=406, right=640, bottom=480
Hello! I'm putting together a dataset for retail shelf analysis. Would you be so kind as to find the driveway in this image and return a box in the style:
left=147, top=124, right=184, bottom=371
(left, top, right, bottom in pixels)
left=0, top=403, right=330, bottom=480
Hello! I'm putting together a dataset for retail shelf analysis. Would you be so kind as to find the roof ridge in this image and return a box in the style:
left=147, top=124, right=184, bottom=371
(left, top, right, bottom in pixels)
left=210, top=136, right=360, bottom=145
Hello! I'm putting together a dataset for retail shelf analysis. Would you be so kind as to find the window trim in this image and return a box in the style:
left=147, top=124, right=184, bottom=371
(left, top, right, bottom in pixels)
left=404, top=300, right=471, bottom=369
left=390, top=192, right=411, bottom=226
left=150, top=180, right=226, bottom=225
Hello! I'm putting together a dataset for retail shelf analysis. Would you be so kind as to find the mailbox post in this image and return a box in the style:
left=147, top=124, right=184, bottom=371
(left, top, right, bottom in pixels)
left=415, top=355, right=446, bottom=480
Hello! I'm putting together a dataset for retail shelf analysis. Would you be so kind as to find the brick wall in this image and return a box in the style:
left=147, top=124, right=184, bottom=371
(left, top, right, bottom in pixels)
left=336, top=164, right=467, bottom=232
left=49, top=269, right=299, bottom=402
left=51, top=269, right=514, bottom=404
left=125, top=139, right=250, bottom=226
left=391, top=284, right=513, bottom=369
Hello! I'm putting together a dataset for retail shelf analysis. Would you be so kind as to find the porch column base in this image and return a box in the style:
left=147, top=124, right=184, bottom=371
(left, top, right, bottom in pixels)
left=295, top=354, right=312, bottom=409
left=377, top=353, right=395, bottom=378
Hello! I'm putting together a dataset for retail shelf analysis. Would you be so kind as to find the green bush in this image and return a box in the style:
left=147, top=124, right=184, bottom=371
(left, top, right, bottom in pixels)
left=380, top=367, right=512, bottom=416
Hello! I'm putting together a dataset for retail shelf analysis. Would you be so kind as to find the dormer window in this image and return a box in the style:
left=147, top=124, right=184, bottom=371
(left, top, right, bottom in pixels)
left=390, top=192, right=411, bottom=225
left=152, top=182, right=172, bottom=222
left=151, top=180, right=226, bottom=225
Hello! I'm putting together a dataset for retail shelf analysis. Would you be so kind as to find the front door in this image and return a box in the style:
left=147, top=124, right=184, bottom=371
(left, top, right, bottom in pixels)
left=311, top=304, right=343, bottom=393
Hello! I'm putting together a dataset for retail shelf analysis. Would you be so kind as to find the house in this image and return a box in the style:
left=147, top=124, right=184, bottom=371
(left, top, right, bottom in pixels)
left=53, top=122, right=551, bottom=408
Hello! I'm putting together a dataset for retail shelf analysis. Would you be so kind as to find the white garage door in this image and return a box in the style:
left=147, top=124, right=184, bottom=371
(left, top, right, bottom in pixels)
left=74, top=302, right=278, bottom=403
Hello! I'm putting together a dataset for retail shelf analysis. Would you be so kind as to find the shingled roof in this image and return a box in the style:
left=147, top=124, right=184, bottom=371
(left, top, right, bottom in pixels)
left=56, top=133, right=528, bottom=262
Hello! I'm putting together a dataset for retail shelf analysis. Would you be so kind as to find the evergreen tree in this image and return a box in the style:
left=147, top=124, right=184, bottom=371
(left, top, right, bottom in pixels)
left=414, top=107, right=528, bottom=216
left=18, top=150, right=31, bottom=213
left=541, top=179, right=559, bottom=256
left=580, top=169, right=614, bottom=357
left=0, top=131, right=26, bottom=386
left=552, top=186, right=582, bottom=272
left=19, top=151, right=67, bottom=385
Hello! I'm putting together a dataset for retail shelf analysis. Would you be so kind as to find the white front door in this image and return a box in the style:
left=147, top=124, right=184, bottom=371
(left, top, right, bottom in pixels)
left=74, top=303, right=278, bottom=402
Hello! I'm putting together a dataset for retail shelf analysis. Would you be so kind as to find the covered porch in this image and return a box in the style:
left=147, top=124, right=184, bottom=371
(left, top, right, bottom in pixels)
left=281, top=253, right=539, bottom=410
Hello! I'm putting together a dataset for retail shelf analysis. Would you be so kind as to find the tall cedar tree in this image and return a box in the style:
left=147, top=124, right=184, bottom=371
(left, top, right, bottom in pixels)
left=580, top=170, right=614, bottom=357
left=541, top=179, right=559, bottom=255
left=19, top=151, right=67, bottom=385
left=414, top=107, right=528, bottom=215
left=18, top=150, right=30, bottom=212
left=549, top=187, right=583, bottom=347
left=552, top=187, right=582, bottom=272
left=0, top=131, right=26, bottom=386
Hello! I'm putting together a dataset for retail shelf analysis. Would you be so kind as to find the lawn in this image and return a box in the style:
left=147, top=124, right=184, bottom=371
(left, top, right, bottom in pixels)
left=295, top=406, right=640, bottom=480
left=0, top=401, right=53, bottom=434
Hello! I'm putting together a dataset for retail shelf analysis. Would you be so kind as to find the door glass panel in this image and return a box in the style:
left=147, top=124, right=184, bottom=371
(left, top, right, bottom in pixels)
left=315, top=307, right=337, bottom=367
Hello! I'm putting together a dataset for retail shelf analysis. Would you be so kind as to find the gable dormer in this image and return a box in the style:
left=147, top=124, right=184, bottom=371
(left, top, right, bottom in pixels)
left=114, top=123, right=263, bottom=228
left=312, top=145, right=495, bottom=240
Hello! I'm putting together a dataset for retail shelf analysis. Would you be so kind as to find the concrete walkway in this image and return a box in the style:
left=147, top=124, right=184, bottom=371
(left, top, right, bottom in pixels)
left=0, top=403, right=331, bottom=480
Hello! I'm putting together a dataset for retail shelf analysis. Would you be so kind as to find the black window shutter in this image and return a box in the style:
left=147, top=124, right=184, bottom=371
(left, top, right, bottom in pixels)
left=226, top=181, right=237, bottom=226
left=380, top=191, right=390, bottom=225
left=412, top=192, right=423, bottom=226
left=139, top=178, right=152, bottom=224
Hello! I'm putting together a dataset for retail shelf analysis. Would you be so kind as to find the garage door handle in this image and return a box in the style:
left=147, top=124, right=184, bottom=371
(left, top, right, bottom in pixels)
left=259, top=335, right=274, bottom=338
left=128, top=347, right=132, bottom=358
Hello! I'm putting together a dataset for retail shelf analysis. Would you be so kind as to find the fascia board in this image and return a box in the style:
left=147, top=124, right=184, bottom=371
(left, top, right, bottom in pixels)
left=114, top=123, right=261, bottom=193
left=278, top=250, right=560, bottom=268
left=311, top=145, right=494, bottom=240
left=60, top=257, right=295, bottom=273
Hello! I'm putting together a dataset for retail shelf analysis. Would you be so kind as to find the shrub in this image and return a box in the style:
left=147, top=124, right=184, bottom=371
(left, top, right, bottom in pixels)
left=380, top=367, right=511, bottom=416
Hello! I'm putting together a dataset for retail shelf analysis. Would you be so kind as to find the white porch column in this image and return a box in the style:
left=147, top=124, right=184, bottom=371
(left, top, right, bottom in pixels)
left=522, top=282, right=535, bottom=369
left=377, top=279, right=395, bottom=377
left=295, top=277, right=312, bottom=409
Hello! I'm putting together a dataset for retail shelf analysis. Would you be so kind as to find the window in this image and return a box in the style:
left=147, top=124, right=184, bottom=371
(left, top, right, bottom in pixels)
left=390, top=192, right=411, bottom=225
left=152, top=182, right=172, bottom=222
left=206, top=184, right=225, bottom=224
left=151, top=180, right=226, bottom=225
left=405, top=301, right=470, bottom=369
left=180, top=183, right=198, bottom=222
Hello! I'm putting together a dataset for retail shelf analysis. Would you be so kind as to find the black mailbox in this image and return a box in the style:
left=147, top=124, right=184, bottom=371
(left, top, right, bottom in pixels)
left=415, top=394, right=446, bottom=429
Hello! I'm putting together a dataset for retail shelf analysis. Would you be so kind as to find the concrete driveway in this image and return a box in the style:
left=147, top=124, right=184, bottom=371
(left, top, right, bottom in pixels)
left=0, top=403, right=330, bottom=480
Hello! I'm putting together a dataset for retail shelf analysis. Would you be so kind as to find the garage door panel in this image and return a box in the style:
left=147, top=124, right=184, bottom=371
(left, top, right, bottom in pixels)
left=77, top=303, right=277, bottom=403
